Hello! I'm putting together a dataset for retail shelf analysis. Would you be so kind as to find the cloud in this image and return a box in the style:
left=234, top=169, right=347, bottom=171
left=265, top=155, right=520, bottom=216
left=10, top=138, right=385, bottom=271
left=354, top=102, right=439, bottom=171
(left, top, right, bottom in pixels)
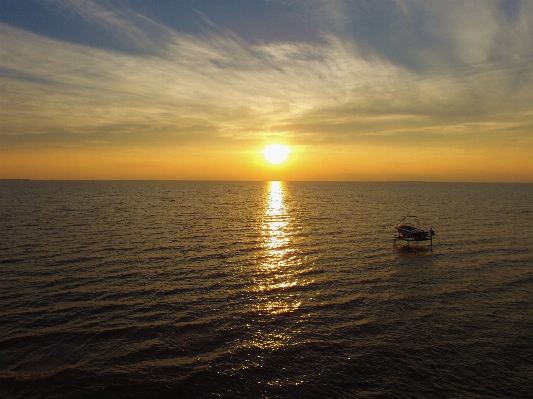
left=301, top=0, right=533, bottom=72
left=45, top=0, right=175, bottom=54
left=1, top=0, right=532, bottom=155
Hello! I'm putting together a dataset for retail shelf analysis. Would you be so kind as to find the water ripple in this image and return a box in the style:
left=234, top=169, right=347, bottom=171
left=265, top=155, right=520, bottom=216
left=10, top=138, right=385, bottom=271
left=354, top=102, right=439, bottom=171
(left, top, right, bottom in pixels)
left=0, top=181, right=532, bottom=398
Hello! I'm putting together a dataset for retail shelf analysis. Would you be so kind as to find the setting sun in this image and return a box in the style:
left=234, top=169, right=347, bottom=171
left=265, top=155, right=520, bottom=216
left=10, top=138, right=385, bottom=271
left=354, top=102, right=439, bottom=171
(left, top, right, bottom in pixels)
left=261, top=144, right=292, bottom=165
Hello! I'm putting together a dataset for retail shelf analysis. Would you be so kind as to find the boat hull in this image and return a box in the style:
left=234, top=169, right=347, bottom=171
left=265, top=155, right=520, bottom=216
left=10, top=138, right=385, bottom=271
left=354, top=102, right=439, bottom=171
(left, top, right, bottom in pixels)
left=395, top=226, right=429, bottom=240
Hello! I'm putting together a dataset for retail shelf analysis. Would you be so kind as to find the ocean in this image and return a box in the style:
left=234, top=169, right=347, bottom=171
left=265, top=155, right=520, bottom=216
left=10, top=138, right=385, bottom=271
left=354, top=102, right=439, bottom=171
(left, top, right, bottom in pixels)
left=1, top=181, right=532, bottom=398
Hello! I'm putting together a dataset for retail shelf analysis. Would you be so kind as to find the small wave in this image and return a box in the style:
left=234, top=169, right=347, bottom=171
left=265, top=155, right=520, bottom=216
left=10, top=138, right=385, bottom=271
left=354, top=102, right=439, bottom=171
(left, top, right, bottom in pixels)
left=393, top=245, right=433, bottom=255
left=310, top=295, right=365, bottom=312
left=0, top=366, right=71, bottom=382
left=0, top=257, right=24, bottom=264
left=0, top=334, right=40, bottom=351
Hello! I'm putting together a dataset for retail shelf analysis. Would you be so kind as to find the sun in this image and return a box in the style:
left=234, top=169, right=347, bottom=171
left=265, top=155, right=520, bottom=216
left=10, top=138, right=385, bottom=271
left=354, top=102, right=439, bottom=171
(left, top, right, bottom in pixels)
left=261, top=144, right=292, bottom=164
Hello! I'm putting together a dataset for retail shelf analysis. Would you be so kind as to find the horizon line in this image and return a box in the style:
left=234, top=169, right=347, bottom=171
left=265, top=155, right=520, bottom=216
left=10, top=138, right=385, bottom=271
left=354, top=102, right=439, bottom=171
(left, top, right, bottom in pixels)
left=1, top=179, right=532, bottom=184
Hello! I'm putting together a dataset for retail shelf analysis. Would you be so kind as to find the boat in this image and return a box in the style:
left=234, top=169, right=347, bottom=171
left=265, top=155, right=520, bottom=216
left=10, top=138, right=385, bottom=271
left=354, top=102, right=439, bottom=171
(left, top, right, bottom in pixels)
left=395, top=216, right=435, bottom=244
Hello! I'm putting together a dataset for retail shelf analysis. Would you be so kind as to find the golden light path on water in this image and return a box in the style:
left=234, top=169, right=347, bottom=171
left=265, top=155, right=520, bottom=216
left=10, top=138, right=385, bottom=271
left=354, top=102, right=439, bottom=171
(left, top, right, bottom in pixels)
left=246, top=181, right=304, bottom=353
left=262, top=181, right=291, bottom=267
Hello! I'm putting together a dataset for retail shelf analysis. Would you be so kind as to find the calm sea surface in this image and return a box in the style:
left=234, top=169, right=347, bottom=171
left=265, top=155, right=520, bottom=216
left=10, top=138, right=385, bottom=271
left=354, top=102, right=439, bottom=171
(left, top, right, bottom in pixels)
left=1, top=181, right=532, bottom=398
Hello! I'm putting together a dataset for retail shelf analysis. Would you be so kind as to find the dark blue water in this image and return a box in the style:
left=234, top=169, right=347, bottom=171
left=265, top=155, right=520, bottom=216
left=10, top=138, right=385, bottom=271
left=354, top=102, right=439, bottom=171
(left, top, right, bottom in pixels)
left=1, top=181, right=532, bottom=398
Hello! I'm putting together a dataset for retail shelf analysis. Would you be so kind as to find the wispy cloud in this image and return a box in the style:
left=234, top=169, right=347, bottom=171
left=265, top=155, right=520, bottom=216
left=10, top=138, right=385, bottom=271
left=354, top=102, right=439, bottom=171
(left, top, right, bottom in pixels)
left=1, top=0, right=532, bottom=157
left=47, top=0, right=175, bottom=53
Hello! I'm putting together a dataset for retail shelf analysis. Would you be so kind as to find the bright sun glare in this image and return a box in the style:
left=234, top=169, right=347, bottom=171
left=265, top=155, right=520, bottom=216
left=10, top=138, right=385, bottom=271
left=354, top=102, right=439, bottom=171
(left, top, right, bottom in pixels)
left=262, top=144, right=292, bottom=164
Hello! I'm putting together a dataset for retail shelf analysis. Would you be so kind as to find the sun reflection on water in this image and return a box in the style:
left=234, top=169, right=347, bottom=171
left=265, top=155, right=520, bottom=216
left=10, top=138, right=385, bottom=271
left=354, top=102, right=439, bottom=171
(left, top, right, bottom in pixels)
left=239, top=181, right=306, bottom=353
left=262, top=181, right=291, bottom=266
left=232, top=181, right=314, bottom=387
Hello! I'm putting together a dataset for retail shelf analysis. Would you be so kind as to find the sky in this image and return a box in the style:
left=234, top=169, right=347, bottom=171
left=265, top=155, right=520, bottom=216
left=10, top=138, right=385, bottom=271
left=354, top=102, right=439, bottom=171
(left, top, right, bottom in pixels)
left=1, top=0, right=532, bottom=181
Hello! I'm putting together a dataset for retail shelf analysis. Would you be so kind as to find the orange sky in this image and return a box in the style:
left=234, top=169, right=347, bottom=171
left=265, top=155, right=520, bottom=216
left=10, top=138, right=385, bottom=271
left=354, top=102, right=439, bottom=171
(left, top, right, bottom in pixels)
left=2, top=143, right=531, bottom=182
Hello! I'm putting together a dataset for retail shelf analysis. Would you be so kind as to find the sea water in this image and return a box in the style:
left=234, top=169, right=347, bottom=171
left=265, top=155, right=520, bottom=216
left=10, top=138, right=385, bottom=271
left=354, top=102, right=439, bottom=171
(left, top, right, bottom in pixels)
left=1, top=181, right=532, bottom=398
